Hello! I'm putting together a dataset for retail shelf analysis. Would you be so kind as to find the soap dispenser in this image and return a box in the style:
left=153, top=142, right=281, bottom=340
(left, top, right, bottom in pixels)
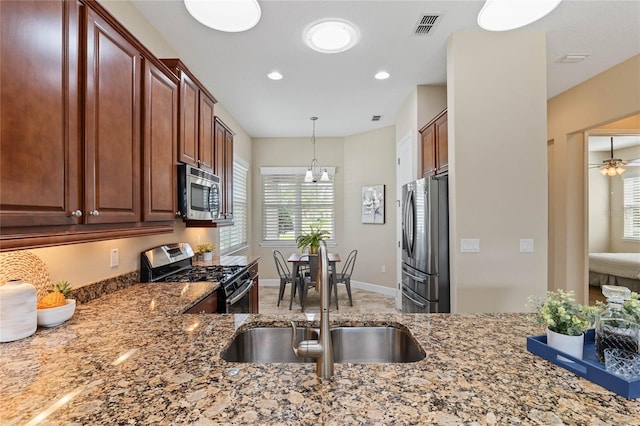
left=595, top=285, right=639, bottom=363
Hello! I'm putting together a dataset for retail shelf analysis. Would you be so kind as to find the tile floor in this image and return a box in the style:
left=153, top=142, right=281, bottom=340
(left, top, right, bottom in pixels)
left=258, top=284, right=398, bottom=315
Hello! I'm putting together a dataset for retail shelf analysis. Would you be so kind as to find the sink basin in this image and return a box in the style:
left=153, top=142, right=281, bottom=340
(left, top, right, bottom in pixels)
left=220, top=325, right=425, bottom=363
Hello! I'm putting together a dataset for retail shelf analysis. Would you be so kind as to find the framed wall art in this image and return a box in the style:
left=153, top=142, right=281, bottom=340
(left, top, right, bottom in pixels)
left=361, top=184, right=385, bottom=224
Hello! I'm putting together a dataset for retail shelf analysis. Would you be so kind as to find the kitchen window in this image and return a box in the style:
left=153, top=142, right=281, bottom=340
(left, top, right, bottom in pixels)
left=261, top=167, right=335, bottom=245
left=219, top=160, right=249, bottom=254
left=623, top=175, right=640, bottom=240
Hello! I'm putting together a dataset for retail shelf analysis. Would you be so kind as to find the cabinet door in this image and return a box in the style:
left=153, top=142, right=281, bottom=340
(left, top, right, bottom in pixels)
left=85, top=7, right=141, bottom=224
left=420, top=124, right=436, bottom=177
left=178, top=72, right=199, bottom=166
left=143, top=60, right=178, bottom=222
left=435, top=112, right=448, bottom=174
left=0, top=0, right=81, bottom=227
left=199, top=93, right=215, bottom=172
left=223, top=128, right=234, bottom=218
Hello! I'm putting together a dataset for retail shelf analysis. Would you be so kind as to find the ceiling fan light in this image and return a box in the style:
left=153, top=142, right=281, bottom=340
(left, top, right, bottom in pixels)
left=616, top=166, right=626, bottom=175
left=477, top=0, right=563, bottom=31
left=184, top=0, right=261, bottom=32
left=599, top=168, right=608, bottom=176
left=607, top=167, right=617, bottom=177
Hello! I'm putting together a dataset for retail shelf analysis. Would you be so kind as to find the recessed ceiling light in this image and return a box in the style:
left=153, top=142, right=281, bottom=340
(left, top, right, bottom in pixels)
left=184, top=0, right=261, bottom=33
left=477, top=0, right=562, bottom=31
left=267, top=71, right=283, bottom=80
left=374, top=71, right=390, bottom=80
left=304, top=19, right=360, bottom=54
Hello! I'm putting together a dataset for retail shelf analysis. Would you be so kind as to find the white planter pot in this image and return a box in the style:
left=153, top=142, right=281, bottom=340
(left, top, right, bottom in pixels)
left=547, top=327, right=584, bottom=361
left=202, top=252, right=213, bottom=262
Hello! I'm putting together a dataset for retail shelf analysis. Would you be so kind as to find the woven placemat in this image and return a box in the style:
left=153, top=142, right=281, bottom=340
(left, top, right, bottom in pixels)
left=0, top=251, right=52, bottom=299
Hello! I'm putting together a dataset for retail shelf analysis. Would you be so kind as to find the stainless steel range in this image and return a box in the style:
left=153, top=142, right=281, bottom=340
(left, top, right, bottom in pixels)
left=140, top=243, right=253, bottom=313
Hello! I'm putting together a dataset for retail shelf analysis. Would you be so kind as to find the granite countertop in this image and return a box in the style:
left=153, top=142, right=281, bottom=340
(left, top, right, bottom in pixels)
left=1, top=283, right=639, bottom=425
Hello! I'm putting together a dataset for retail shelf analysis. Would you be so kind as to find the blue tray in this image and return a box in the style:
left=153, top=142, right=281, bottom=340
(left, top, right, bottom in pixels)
left=526, top=329, right=640, bottom=399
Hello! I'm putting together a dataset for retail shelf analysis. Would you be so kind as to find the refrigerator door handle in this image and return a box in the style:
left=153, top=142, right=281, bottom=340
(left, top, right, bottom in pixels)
left=402, top=288, right=428, bottom=309
left=403, top=189, right=415, bottom=258
left=402, top=267, right=427, bottom=283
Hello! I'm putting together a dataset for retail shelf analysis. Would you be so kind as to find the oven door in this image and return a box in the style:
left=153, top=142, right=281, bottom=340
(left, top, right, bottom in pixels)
left=225, top=278, right=253, bottom=314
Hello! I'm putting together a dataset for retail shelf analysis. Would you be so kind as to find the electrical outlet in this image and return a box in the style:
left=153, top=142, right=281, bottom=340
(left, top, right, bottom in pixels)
left=110, top=249, right=119, bottom=267
left=381, top=265, right=386, bottom=273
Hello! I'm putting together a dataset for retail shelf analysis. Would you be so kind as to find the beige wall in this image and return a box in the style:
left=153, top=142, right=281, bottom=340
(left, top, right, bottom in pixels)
left=447, top=31, right=549, bottom=313
left=343, top=126, right=397, bottom=288
left=588, top=151, right=611, bottom=252
left=548, top=54, right=640, bottom=303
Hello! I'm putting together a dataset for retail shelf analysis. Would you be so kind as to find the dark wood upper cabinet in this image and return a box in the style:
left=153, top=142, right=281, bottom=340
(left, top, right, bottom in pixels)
left=84, top=6, right=142, bottom=224
left=0, top=0, right=81, bottom=228
left=161, top=59, right=217, bottom=173
left=1, top=0, right=176, bottom=250
left=142, top=60, right=179, bottom=222
left=214, top=117, right=235, bottom=222
left=420, top=109, right=448, bottom=177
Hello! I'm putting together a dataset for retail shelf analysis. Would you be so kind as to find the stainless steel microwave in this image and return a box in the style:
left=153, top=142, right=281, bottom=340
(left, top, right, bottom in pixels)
left=178, top=164, right=221, bottom=221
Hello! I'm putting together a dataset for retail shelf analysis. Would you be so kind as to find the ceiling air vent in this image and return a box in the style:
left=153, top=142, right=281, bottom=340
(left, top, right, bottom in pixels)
left=371, top=115, right=382, bottom=122
left=414, top=14, right=440, bottom=35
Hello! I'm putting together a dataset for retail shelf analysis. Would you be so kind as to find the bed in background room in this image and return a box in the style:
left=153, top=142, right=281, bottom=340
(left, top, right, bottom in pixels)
left=589, top=252, right=640, bottom=293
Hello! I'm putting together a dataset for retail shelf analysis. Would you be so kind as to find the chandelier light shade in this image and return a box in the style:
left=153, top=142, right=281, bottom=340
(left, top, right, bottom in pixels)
left=305, top=117, right=329, bottom=183
left=184, top=0, right=261, bottom=32
left=477, top=0, right=562, bottom=31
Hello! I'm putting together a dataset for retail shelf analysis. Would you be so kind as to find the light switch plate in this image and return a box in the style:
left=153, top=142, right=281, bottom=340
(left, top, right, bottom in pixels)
left=520, top=239, right=534, bottom=253
left=461, top=239, right=480, bottom=253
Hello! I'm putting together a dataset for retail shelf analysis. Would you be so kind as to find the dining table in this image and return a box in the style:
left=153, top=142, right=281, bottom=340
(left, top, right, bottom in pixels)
left=287, top=252, right=341, bottom=297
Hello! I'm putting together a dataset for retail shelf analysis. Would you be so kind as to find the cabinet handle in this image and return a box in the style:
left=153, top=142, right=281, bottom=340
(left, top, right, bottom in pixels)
left=71, top=210, right=83, bottom=217
left=89, top=210, right=100, bottom=216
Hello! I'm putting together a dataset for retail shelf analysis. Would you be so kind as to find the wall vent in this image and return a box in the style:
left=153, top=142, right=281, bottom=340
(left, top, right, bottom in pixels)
left=371, top=115, right=382, bottom=122
left=414, top=14, right=441, bottom=35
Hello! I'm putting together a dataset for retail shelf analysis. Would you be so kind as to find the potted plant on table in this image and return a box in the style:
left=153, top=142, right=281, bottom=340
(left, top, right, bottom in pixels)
left=196, top=242, right=215, bottom=262
left=296, top=226, right=329, bottom=255
left=528, top=289, right=597, bottom=360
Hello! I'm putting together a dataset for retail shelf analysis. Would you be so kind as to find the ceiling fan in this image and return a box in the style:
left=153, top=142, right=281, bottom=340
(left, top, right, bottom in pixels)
left=589, top=136, right=640, bottom=176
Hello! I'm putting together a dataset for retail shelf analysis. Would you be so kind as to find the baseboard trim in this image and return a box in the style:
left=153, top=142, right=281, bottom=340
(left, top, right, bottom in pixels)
left=260, top=279, right=396, bottom=298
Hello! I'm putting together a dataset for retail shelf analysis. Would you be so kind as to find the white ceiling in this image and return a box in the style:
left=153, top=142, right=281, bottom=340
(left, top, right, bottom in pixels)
left=588, top=135, right=640, bottom=153
left=131, top=0, right=640, bottom=138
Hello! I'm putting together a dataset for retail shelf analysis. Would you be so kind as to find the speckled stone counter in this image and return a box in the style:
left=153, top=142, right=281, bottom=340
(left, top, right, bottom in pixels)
left=1, top=283, right=639, bottom=425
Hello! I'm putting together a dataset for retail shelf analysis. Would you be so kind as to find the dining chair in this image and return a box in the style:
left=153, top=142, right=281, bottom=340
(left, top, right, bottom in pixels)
left=332, top=249, right=357, bottom=309
left=272, top=250, right=296, bottom=309
left=299, top=254, right=319, bottom=311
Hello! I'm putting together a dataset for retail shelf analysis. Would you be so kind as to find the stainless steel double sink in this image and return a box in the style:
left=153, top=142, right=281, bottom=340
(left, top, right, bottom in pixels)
left=221, top=325, right=425, bottom=363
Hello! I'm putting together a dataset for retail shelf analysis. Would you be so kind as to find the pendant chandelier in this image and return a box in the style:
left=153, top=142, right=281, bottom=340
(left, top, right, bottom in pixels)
left=304, top=117, right=329, bottom=183
left=599, top=137, right=626, bottom=176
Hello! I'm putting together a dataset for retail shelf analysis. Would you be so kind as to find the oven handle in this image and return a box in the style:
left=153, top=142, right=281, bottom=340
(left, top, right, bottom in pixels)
left=226, top=279, right=254, bottom=306
left=402, top=287, right=428, bottom=309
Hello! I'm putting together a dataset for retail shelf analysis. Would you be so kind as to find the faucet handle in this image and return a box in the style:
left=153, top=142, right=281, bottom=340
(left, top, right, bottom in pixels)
left=290, top=321, right=300, bottom=356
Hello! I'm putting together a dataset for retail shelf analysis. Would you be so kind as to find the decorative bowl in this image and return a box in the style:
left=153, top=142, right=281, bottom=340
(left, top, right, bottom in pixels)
left=37, top=299, right=75, bottom=327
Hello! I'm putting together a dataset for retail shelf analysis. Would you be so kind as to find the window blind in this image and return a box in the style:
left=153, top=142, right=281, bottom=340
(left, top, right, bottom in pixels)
left=219, top=161, right=248, bottom=254
left=262, top=171, right=334, bottom=243
left=623, top=175, right=640, bottom=240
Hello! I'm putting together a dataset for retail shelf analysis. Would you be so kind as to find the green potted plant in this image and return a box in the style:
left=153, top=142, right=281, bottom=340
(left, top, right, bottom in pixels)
left=196, top=242, right=215, bottom=261
left=296, top=226, right=329, bottom=254
left=528, top=289, right=597, bottom=360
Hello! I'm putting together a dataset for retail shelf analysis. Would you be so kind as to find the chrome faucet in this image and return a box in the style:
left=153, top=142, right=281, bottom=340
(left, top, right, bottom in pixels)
left=291, top=242, right=334, bottom=378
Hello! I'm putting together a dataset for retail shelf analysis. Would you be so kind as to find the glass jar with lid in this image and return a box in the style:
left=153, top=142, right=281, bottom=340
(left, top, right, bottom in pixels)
left=595, top=285, right=640, bottom=363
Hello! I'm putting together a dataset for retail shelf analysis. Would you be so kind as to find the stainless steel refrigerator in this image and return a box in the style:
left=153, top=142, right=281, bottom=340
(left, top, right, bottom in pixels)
left=401, top=175, right=450, bottom=313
